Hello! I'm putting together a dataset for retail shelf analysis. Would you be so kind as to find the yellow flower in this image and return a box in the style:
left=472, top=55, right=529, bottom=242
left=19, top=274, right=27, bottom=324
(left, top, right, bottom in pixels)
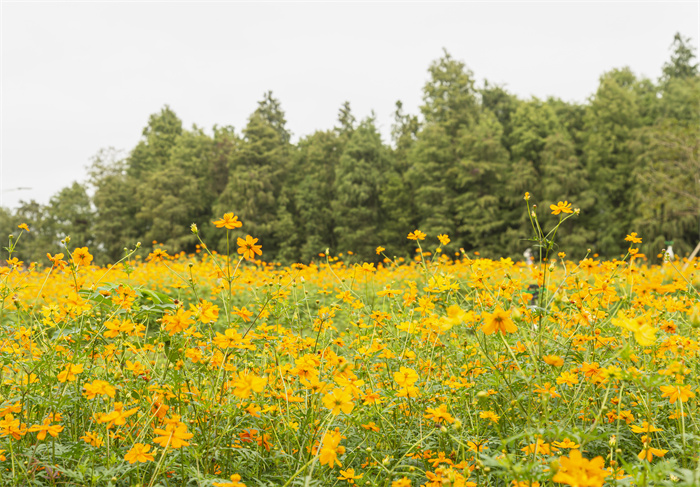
left=550, top=201, right=574, bottom=215
left=213, top=212, right=242, bottom=230
left=153, top=422, right=194, bottom=449
left=213, top=474, right=247, bottom=487
left=625, top=232, right=642, bottom=243
left=124, top=443, right=156, bottom=463
left=393, top=367, right=418, bottom=387
left=71, top=247, right=93, bottom=266
left=437, top=234, right=450, bottom=246
left=338, top=468, right=363, bottom=483
left=17, top=223, right=29, bottom=232
left=318, top=429, right=345, bottom=467
left=83, top=379, right=116, bottom=400
left=376, top=246, right=385, bottom=255
left=480, top=306, right=517, bottom=335
left=80, top=431, right=103, bottom=447
left=630, top=421, right=663, bottom=433
left=480, top=411, right=500, bottom=423
left=543, top=355, right=564, bottom=367
left=637, top=436, right=668, bottom=462
left=147, top=248, right=169, bottom=262
left=424, top=404, right=455, bottom=424
left=57, top=363, right=84, bottom=382
left=28, top=418, right=64, bottom=440
left=232, top=371, right=267, bottom=399
left=552, top=438, right=580, bottom=449
left=98, top=402, right=138, bottom=428
left=322, top=388, right=354, bottom=415
left=552, top=449, right=608, bottom=487
left=660, top=384, right=695, bottom=404
left=407, top=230, right=426, bottom=241
left=237, top=235, right=262, bottom=260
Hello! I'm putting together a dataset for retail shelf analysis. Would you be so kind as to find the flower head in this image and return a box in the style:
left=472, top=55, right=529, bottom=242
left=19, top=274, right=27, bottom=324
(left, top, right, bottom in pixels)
left=237, top=235, right=262, bottom=260
left=481, top=306, right=517, bottom=335
left=72, top=247, right=93, bottom=267
left=550, top=201, right=574, bottom=215
left=213, top=213, right=242, bottom=230
left=124, top=443, right=156, bottom=463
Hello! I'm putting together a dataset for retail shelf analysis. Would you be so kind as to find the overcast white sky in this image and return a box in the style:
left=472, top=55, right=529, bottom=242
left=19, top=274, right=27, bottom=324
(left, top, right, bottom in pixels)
left=1, top=1, right=698, bottom=210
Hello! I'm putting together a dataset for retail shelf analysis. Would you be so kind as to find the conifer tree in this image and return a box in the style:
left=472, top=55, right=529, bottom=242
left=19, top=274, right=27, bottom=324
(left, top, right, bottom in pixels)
left=583, top=68, right=641, bottom=257
left=333, top=118, right=389, bottom=259
left=214, top=93, right=291, bottom=259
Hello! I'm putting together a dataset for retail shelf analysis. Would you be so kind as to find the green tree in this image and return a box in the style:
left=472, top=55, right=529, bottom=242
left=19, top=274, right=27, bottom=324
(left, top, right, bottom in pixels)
left=136, top=128, right=217, bottom=253
left=214, top=93, right=291, bottom=259
left=333, top=118, right=390, bottom=260
left=293, top=130, right=342, bottom=262
left=501, top=99, right=562, bottom=256
left=632, top=121, right=700, bottom=259
left=127, top=106, right=183, bottom=179
left=46, top=182, right=95, bottom=250
left=88, top=148, right=141, bottom=263
left=582, top=68, right=642, bottom=257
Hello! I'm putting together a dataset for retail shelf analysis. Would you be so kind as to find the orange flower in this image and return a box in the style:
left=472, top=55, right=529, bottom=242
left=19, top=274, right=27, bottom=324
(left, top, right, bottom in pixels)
left=660, top=384, right=695, bottom=404
left=637, top=436, right=668, bottom=462
left=338, top=468, right=363, bottom=483
left=213, top=212, right=242, bottom=230
left=322, top=388, right=354, bottom=415
left=237, top=235, right=262, bottom=260
left=424, top=404, right=455, bottom=424
left=318, top=429, right=345, bottom=467
left=552, top=449, right=608, bottom=487
left=153, top=422, right=193, bottom=449
left=481, top=306, right=517, bottom=335
left=147, top=248, right=169, bottom=262
left=124, top=443, right=156, bottom=463
left=57, top=363, right=84, bottom=382
left=437, top=234, right=450, bottom=246
left=71, top=247, right=93, bottom=266
left=28, top=418, right=63, bottom=440
left=625, top=232, right=642, bottom=243
left=543, top=355, right=564, bottom=367
left=407, top=230, right=426, bottom=241
left=550, top=201, right=574, bottom=215
left=83, top=379, right=116, bottom=400
left=213, top=474, right=247, bottom=487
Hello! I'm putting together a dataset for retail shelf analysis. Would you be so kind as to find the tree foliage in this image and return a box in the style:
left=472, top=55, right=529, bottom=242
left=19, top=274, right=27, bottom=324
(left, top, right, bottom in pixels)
left=4, top=33, right=699, bottom=265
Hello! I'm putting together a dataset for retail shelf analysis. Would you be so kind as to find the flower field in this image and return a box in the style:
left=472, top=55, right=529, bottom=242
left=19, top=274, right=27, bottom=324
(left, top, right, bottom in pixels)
left=1, top=208, right=699, bottom=487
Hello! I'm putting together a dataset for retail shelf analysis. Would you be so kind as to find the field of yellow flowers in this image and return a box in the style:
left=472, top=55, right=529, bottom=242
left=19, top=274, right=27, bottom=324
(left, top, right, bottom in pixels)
left=1, top=204, right=699, bottom=487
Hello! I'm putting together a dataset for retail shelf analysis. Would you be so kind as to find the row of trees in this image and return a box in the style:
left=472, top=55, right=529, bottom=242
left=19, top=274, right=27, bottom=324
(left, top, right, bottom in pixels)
left=3, top=34, right=698, bottom=265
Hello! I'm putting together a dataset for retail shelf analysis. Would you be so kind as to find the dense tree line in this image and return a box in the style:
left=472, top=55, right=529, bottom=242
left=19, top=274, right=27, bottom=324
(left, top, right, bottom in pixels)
left=3, top=34, right=698, bottom=265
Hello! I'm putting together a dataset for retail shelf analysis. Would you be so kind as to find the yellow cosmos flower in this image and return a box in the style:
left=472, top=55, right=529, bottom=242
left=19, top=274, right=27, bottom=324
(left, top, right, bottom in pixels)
left=480, top=306, right=517, bottom=335
left=550, top=201, right=574, bottom=215
left=237, top=235, right=262, bottom=260
left=71, top=247, right=93, bottom=267
left=393, top=367, right=418, bottom=387
left=322, top=388, right=354, bottom=415
left=124, top=443, right=156, bottom=463
left=213, top=474, right=247, bottom=487
left=153, top=422, right=193, bottom=449
left=407, top=230, right=426, bottom=241
left=659, top=384, right=695, bottom=404
left=552, top=449, right=608, bottom=487
left=213, top=212, right=242, bottom=230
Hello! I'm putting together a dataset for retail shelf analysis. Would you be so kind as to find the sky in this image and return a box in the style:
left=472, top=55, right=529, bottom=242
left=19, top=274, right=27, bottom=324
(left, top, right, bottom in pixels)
left=1, top=1, right=698, bottom=210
